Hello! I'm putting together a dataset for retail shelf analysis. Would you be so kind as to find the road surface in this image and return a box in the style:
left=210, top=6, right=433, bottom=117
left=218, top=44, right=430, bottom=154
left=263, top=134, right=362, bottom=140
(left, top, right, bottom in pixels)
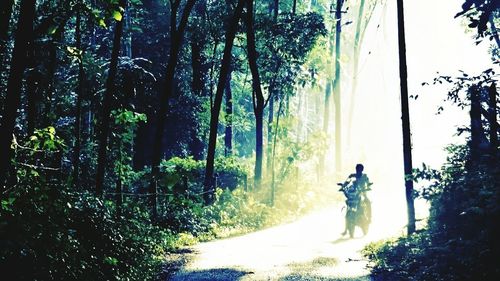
left=168, top=191, right=415, bottom=281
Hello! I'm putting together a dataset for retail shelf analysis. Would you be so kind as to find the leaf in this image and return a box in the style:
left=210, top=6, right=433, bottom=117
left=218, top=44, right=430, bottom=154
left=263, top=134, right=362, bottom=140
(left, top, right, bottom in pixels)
left=112, top=10, right=123, bottom=22
left=98, top=18, right=107, bottom=28
left=48, top=126, right=56, bottom=135
left=47, top=25, right=57, bottom=35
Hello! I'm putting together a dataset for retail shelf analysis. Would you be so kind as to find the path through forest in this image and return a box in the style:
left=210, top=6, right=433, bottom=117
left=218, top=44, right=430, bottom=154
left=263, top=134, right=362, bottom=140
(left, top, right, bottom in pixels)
left=168, top=189, right=413, bottom=281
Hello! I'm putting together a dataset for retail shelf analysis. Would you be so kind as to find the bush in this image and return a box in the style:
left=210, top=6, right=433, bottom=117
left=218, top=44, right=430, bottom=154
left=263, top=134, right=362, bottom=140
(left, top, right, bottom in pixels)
left=364, top=144, right=500, bottom=281
left=0, top=182, right=174, bottom=281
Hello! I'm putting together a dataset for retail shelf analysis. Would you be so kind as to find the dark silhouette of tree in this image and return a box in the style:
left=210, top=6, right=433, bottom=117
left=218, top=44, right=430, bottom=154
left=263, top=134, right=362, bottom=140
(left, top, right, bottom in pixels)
left=245, top=0, right=265, bottom=189
left=266, top=0, right=279, bottom=176
left=224, top=65, right=233, bottom=157
left=488, top=82, right=498, bottom=156
left=149, top=0, right=197, bottom=217
left=0, top=0, right=14, bottom=68
left=190, top=12, right=206, bottom=160
left=73, top=1, right=85, bottom=189
left=95, top=0, right=127, bottom=196
left=0, top=0, right=36, bottom=188
left=396, top=0, right=416, bottom=235
left=204, top=0, right=246, bottom=203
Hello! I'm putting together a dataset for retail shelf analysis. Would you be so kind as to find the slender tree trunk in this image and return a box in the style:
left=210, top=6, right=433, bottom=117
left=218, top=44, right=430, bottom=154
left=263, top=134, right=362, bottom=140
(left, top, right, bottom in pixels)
left=124, top=0, right=132, bottom=58
left=246, top=0, right=265, bottom=189
left=292, top=0, right=297, bottom=15
left=319, top=81, right=332, bottom=179
left=95, top=0, right=127, bottom=196
left=74, top=2, right=84, bottom=189
left=43, top=30, right=64, bottom=127
left=0, top=0, right=36, bottom=188
left=323, top=81, right=332, bottom=133
left=470, top=85, right=488, bottom=163
left=150, top=0, right=197, bottom=215
left=488, top=82, right=498, bottom=155
left=396, top=0, right=415, bottom=235
left=0, top=0, right=14, bottom=71
left=296, top=89, right=303, bottom=142
left=267, top=91, right=274, bottom=173
left=26, top=38, right=38, bottom=135
left=266, top=1, right=278, bottom=175
left=224, top=65, right=233, bottom=156
left=333, top=0, right=343, bottom=181
left=116, top=142, right=123, bottom=218
left=347, top=0, right=366, bottom=145
left=271, top=97, right=283, bottom=206
left=190, top=32, right=205, bottom=160
left=204, top=0, right=246, bottom=203
left=273, top=0, right=279, bottom=19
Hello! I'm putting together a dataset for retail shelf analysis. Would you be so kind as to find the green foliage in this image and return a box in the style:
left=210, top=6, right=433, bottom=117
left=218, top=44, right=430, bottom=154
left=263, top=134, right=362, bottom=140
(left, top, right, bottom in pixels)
left=365, top=144, right=500, bottom=281
left=0, top=178, right=173, bottom=281
left=158, top=156, right=247, bottom=194
left=1, top=129, right=172, bottom=281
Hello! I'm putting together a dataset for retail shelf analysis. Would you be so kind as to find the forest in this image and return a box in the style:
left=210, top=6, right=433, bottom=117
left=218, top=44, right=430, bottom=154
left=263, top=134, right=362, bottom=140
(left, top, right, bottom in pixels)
left=0, top=0, right=498, bottom=280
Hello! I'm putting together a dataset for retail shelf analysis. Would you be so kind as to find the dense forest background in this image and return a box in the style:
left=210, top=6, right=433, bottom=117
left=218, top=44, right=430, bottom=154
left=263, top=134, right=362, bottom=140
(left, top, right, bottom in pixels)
left=0, top=0, right=498, bottom=280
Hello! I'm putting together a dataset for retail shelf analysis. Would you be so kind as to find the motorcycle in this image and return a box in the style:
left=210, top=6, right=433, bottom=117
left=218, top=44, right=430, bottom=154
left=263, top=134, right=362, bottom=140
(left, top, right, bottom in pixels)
left=337, top=178, right=372, bottom=238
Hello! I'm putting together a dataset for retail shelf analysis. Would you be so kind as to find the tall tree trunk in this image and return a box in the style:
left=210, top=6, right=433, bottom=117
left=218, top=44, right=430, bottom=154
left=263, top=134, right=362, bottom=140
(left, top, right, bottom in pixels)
left=292, top=0, right=297, bottom=15
left=0, top=0, right=36, bottom=188
left=488, top=82, right=498, bottom=156
left=95, top=0, right=127, bottom=196
left=346, top=0, right=366, bottom=145
left=396, top=0, right=416, bottom=235
left=323, top=81, right=332, bottom=133
left=271, top=97, right=283, bottom=206
left=73, top=2, right=84, bottom=189
left=124, top=0, right=132, bottom=58
left=26, top=38, right=38, bottom=135
left=266, top=0, right=278, bottom=176
left=246, top=0, right=265, bottom=190
left=204, top=0, right=246, bottom=203
left=267, top=95, right=274, bottom=173
left=190, top=28, right=205, bottom=160
left=469, top=85, right=488, bottom=163
left=149, top=0, right=196, bottom=216
left=0, top=0, right=14, bottom=71
left=319, top=81, right=332, bottom=179
left=333, top=0, right=343, bottom=181
left=224, top=65, right=233, bottom=156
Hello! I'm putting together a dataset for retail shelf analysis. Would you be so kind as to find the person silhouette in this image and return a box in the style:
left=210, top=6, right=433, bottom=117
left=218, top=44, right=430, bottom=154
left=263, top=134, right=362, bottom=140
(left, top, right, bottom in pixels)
left=341, top=164, right=371, bottom=236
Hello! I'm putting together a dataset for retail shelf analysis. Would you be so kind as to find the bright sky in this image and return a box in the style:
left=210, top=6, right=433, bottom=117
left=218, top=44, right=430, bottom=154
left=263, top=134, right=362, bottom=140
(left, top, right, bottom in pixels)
left=340, top=0, right=495, bottom=218
left=346, top=0, right=494, bottom=175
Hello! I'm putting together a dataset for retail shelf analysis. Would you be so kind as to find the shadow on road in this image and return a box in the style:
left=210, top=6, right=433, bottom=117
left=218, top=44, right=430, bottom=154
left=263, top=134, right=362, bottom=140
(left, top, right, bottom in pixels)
left=279, top=256, right=371, bottom=281
left=330, top=236, right=364, bottom=245
left=279, top=274, right=371, bottom=281
left=169, top=268, right=254, bottom=281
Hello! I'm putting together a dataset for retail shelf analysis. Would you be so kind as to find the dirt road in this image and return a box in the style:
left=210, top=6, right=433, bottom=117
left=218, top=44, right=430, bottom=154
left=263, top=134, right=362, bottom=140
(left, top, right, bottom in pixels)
left=168, top=193, right=411, bottom=281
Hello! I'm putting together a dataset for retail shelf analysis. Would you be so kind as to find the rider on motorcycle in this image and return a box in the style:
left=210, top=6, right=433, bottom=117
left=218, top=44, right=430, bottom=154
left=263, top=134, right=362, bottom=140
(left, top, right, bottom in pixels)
left=341, top=163, right=371, bottom=236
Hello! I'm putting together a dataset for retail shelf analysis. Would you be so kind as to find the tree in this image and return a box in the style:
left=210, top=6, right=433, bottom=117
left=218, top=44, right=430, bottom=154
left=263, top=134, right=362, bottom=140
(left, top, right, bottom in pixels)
left=346, top=0, right=379, bottom=143
left=0, top=0, right=37, bottom=188
left=224, top=65, right=233, bottom=156
left=245, top=0, right=266, bottom=189
left=204, top=0, right=246, bottom=203
left=73, top=0, right=85, bottom=189
left=488, top=82, right=498, bottom=156
left=0, top=0, right=14, bottom=68
left=95, top=0, right=127, bottom=196
left=332, top=0, right=343, bottom=180
left=396, top=0, right=416, bottom=235
left=149, top=0, right=197, bottom=217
